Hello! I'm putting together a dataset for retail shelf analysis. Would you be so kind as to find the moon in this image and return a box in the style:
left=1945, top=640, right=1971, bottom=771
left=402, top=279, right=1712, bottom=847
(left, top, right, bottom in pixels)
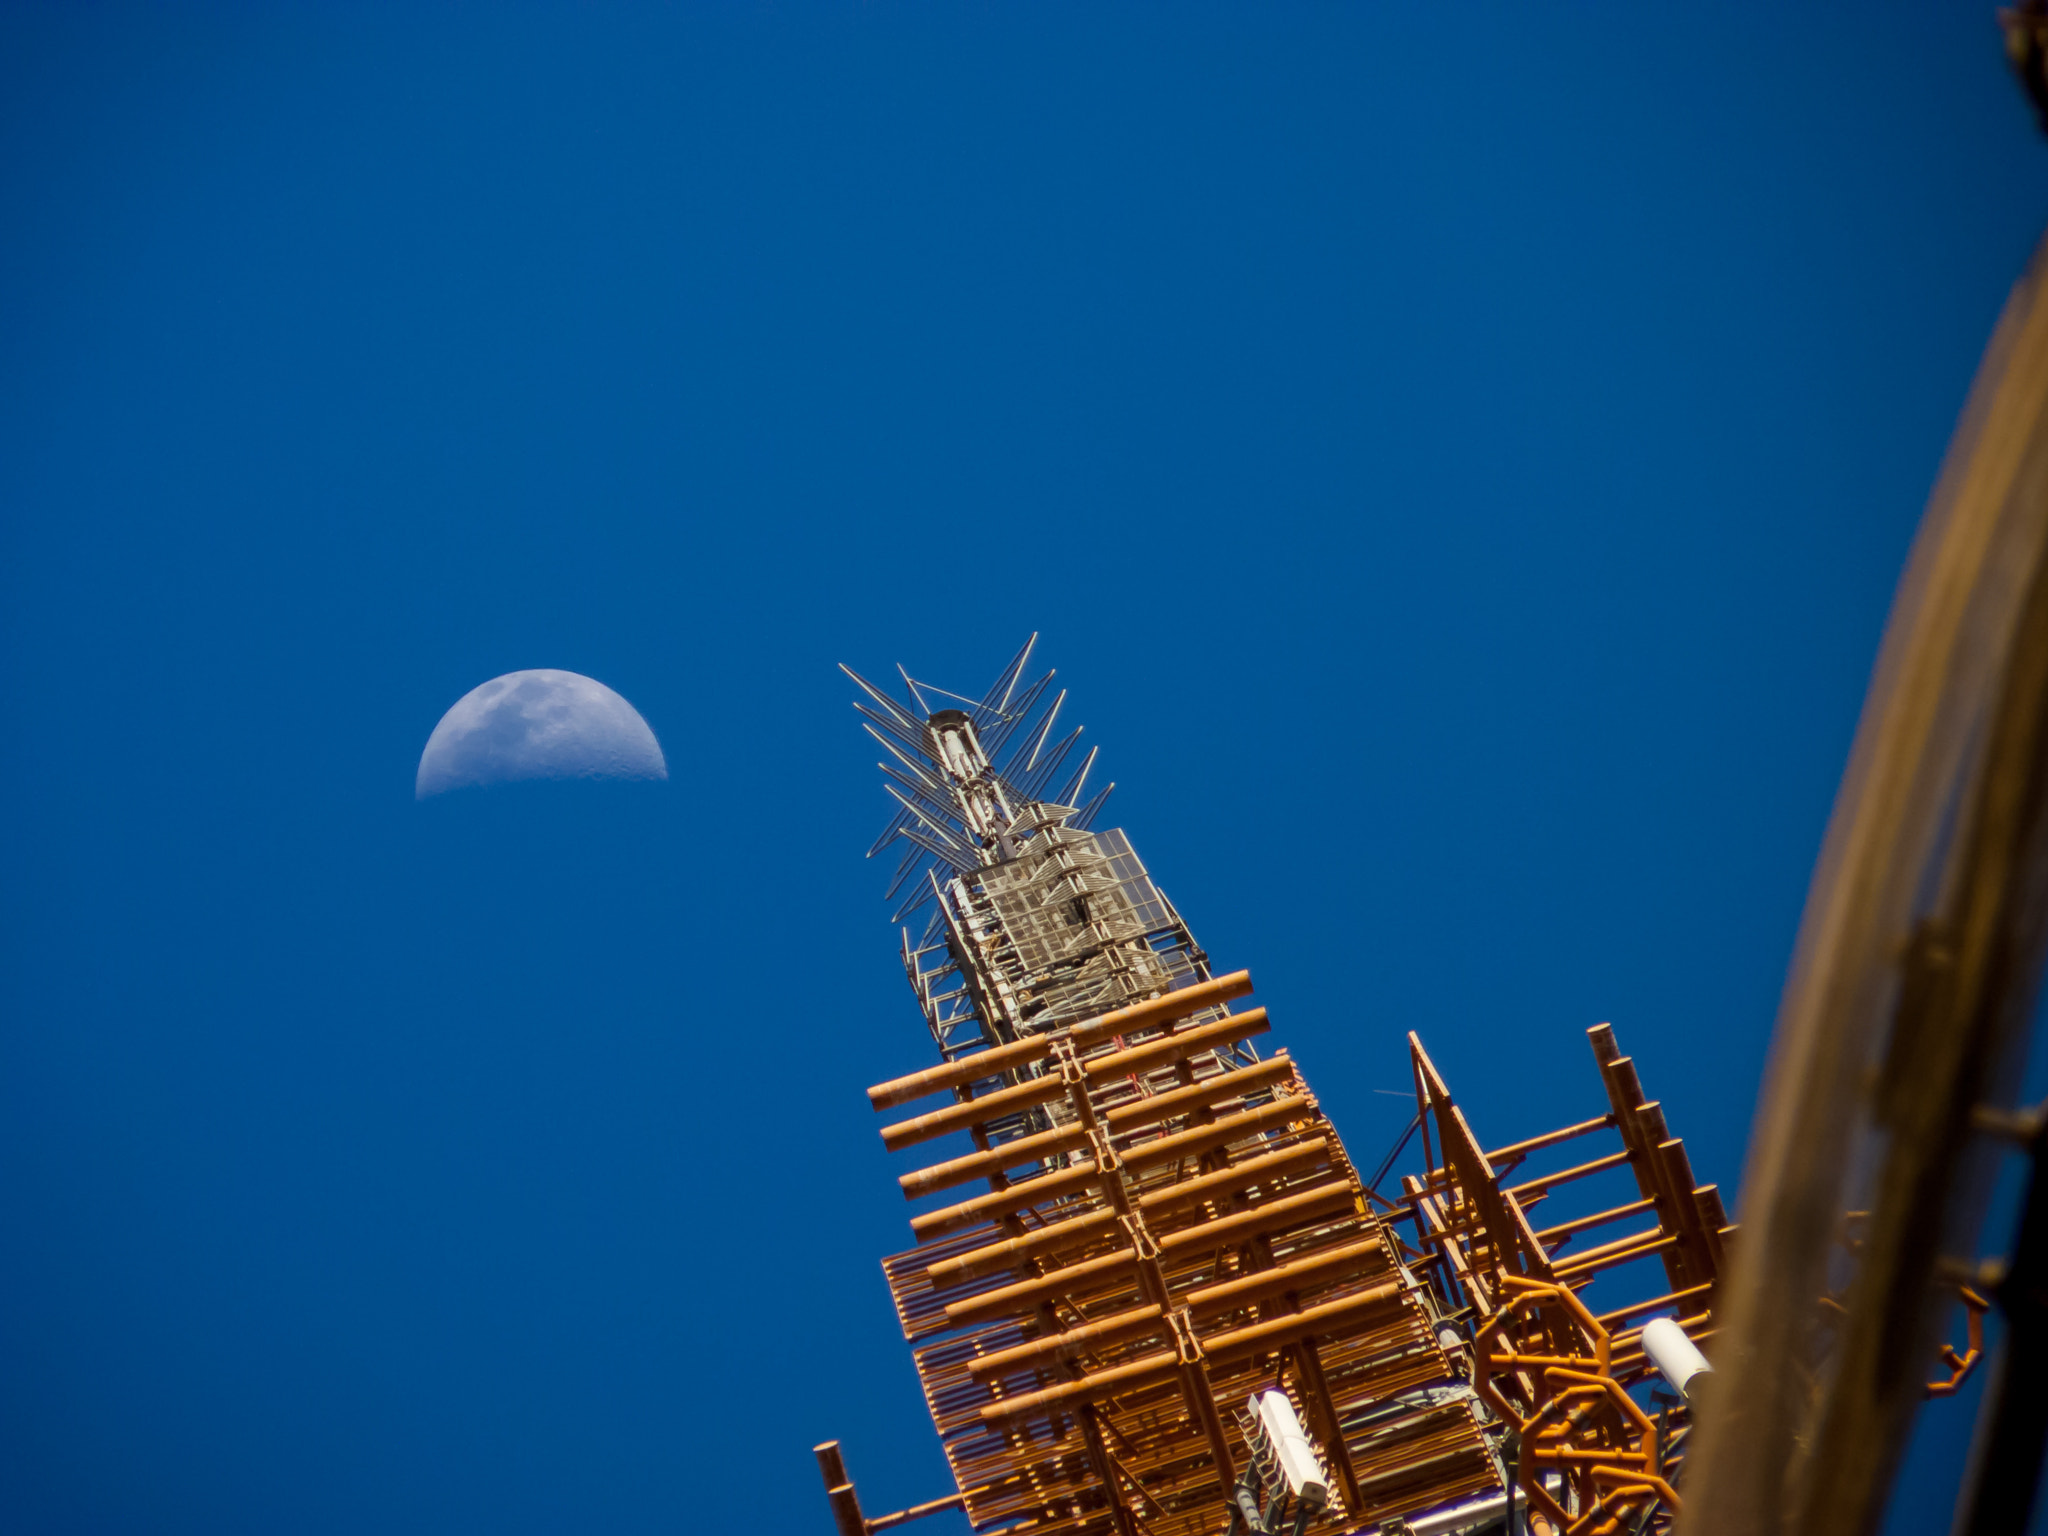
left=416, top=670, right=667, bottom=799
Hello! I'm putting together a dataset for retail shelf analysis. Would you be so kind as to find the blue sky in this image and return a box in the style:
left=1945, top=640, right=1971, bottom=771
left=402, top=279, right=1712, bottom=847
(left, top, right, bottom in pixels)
left=2, top=6, right=2043, bottom=1533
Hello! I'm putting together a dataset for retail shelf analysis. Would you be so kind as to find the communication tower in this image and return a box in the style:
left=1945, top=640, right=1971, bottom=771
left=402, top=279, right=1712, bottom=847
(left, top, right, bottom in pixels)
left=815, top=638, right=1765, bottom=1536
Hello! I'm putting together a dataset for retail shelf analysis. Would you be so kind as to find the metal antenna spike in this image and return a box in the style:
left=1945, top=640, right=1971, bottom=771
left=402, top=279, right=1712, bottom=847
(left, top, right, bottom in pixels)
left=880, top=767, right=966, bottom=834
left=841, top=663, right=924, bottom=731
left=1025, top=728, right=1082, bottom=792
left=1055, top=742, right=1099, bottom=807
left=1002, top=634, right=1038, bottom=712
left=1018, top=728, right=1084, bottom=801
left=982, top=634, right=1038, bottom=716
left=865, top=805, right=915, bottom=859
left=881, top=844, right=926, bottom=902
left=1071, top=782, right=1115, bottom=829
left=890, top=867, right=949, bottom=925
left=890, top=884, right=938, bottom=924
left=853, top=702, right=929, bottom=758
left=990, top=668, right=1056, bottom=737
left=896, top=663, right=935, bottom=719
left=895, top=822, right=967, bottom=873
left=910, top=678, right=1007, bottom=718
left=883, top=784, right=973, bottom=853
left=878, top=761, right=954, bottom=809
left=991, top=772, right=1035, bottom=810
left=1021, top=689, right=1067, bottom=772
left=866, top=727, right=952, bottom=797
left=982, top=672, right=1057, bottom=761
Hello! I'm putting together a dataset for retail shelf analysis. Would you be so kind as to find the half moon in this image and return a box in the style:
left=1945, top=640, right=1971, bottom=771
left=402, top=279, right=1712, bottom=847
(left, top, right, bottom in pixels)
left=416, top=670, right=667, bottom=799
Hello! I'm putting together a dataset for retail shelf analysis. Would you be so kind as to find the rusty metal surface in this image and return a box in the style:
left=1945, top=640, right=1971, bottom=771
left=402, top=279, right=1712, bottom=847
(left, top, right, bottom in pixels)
left=857, top=972, right=1736, bottom=1535
left=878, top=978, right=1486, bottom=1536
left=1388, top=1030, right=1730, bottom=1535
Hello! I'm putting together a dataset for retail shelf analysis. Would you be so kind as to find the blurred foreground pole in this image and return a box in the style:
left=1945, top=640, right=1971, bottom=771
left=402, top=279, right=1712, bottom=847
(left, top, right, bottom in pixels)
left=1677, top=229, right=2048, bottom=1535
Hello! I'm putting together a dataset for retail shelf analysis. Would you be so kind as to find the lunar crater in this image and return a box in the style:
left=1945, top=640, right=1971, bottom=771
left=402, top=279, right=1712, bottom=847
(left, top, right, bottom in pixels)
left=416, top=670, right=667, bottom=798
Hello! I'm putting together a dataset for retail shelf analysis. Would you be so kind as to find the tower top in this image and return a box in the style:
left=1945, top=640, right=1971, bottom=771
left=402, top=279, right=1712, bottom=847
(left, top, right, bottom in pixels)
left=840, top=633, right=1112, bottom=924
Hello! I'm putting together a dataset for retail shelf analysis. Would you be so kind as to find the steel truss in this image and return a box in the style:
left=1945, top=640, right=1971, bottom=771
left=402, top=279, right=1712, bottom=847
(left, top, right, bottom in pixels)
left=820, top=646, right=1922, bottom=1536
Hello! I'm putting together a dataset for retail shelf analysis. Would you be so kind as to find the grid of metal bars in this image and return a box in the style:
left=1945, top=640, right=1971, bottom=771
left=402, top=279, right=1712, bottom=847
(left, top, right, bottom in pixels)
left=833, top=646, right=1735, bottom=1536
left=869, top=976, right=1496, bottom=1536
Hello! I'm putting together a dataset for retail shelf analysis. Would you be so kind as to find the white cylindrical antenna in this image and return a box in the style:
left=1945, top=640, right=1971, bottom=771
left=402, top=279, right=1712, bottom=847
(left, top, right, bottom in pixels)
left=1641, top=1316, right=1712, bottom=1403
left=1250, top=1390, right=1329, bottom=1512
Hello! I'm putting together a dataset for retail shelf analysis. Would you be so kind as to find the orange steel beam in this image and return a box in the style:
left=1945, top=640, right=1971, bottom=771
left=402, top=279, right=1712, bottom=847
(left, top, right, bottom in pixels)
left=908, top=1162, right=1099, bottom=1241
left=1532, top=1198, right=1658, bottom=1246
left=1502, top=1149, right=1633, bottom=1201
left=900, top=1122, right=1095, bottom=1199
left=1293, top=1335, right=1366, bottom=1515
left=1609, top=1310, right=1714, bottom=1358
left=866, top=971, right=1255, bottom=1111
left=975, top=1279, right=1410, bottom=1427
left=977, top=1349, right=1185, bottom=1425
left=1134, top=1137, right=1329, bottom=1213
left=945, top=1092, right=1312, bottom=1324
left=1551, top=1231, right=1677, bottom=1282
left=881, top=1073, right=1072, bottom=1151
left=1099, top=1056, right=1298, bottom=1131
left=926, top=1121, right=1335, bottom=1286
left=926, top=1207, right=1122, bottom=1285
left=965, top=1304, right=1169, bottom=1380
left=945, top=1247, right=1143, bottom=1327
left=1592, top=1282, right=1716, bottom=1330
left=1048, top=1031, right=1242, bottom=1498
left=897, top=1030, right=1284, bottom=1200
left=1199, top=1277, right=1408, bottom=1362
left=1182, top=1233, right=1386, bottom=1317
left=1484, top=1114, right=1616, bottom=1167
left=1076, top=1405, right=1143, bottom=1536
left=1655, top=1136, right=1716, bottom=1284
left=1175, top=1344, right=1241, bottom=1496
left=1078, top=1009, right=1271, bottom=1086
left=1925, top=1285, right=1990, bottom=1398
left=1154, top=1183, right=1357, bottom=1256
left=864, top=1493, right=968, bottom=1532
left=1118, top=1094, right=1312, bottom=1176
left=814, top=1442, right=868, bottom=1536
left=1542, top=1224, right=1667, bottom=1272
left=1589, top=1036, right=1698, bottom=1295
left=879, top=1011, right=1281, bottom=1153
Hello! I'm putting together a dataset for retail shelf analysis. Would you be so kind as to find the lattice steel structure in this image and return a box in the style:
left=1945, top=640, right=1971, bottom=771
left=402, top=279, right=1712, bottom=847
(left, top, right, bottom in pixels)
left=817, top=641, right=1754, bottom=1536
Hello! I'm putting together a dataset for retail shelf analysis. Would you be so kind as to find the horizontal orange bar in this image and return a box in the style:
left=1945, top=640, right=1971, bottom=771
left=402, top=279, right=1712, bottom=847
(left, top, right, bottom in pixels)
left=943, top=1247, right=1141, bottom=1328
left=880, top=1073, right=1069, bottom=1154
left=1100, top=1055, right=1296, bottom=1133
left=966, top=1304, right=1166, bottom=1380
left=1082, top=1010, right=1270, bottom=1087
left=1122, top=1095, right=1311, bottom=1176
left=1533, top=1198, right=1657, bottom=1245
left=1503, top=1149, right=1632, bottom=1201
left=1156, top=1181, right=1357, bottom=1255
left=1135, top=1137, right=1330, bottom=1214
left=907, top=1162, right=1100, bottom=1242
left=1592, top=1282, right=1715, bottom=1329
left=867, top=972, right=1255, bottom=1112
left=1552, top=1231, right=1676, bottom=1281
left=899, top=1122, right=1094, bottom=1202
left=925, top=1207, right=1122, bottom=1287
left=1485, top=1114, right=1615, bottom=1166
left=977, top=1349, right=1182, bottom=1425
left=1184, top=1233, right=1385, bottom=1317
left=1204, top=1277, right=1406, bottom=1361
